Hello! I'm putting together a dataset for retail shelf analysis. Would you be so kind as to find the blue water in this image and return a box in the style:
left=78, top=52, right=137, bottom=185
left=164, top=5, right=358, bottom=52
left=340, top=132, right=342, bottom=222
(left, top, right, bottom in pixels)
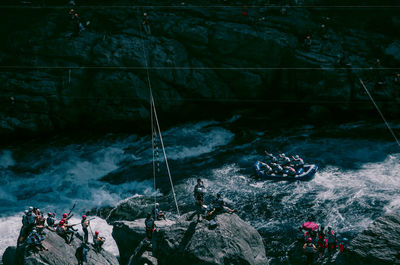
left=1, top=117, right=400, bottom=263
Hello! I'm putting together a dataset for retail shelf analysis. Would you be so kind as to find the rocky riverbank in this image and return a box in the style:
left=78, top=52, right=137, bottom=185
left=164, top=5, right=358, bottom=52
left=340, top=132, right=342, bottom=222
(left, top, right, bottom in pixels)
left=1, top=0, right=400, bottom=138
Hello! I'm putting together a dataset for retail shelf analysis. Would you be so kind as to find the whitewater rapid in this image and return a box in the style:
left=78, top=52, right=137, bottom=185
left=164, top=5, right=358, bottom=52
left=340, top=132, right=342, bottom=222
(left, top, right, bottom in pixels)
left=1, top=119, right=400, bottom=263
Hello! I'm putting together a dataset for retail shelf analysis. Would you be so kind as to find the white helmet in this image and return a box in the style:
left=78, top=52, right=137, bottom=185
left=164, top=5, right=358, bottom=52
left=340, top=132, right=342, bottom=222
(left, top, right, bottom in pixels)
left=155, top=203, right=159, bottom=207
left=28, top=206, right=34, bottom=211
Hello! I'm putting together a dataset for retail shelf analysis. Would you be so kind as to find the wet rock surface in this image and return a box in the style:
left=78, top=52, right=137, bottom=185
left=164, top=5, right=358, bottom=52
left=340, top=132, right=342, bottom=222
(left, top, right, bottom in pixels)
left=1, top=0, right=400, bottom=137
left=2, top=229, right=118, bottom=265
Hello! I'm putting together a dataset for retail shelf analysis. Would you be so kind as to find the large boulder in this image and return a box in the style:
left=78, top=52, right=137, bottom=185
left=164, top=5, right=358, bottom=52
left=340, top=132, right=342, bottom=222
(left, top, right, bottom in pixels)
left=153, top=212, right=268, bottom=265
left=2, top=230, right=118, bottom=265
left=344, top=213, right=400, bottom=265
left=113, top=219, right=175, bottom=265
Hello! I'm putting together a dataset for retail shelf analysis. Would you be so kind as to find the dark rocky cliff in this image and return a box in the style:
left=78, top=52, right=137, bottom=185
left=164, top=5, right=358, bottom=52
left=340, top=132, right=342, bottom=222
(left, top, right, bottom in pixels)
left=1, top=0, right=400, bottom=137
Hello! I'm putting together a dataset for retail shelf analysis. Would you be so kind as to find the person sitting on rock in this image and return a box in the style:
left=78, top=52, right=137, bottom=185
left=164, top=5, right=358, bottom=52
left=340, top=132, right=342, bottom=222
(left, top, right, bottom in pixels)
left=25, top=228, right=48, bottom=255
left=93, top=231, right=105, bottom=252
left=303, top=237, right=317, bottom=265
left=153, top=203, right=166, bottom=221
left=211, top=193, right=237, bottom=215
left=144, top=213, right=156, bottom=240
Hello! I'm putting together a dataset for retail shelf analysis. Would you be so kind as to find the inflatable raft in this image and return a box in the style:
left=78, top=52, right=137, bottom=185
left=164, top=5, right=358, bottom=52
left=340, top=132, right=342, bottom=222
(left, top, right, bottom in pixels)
left=253, top=161, right=318, bottom=181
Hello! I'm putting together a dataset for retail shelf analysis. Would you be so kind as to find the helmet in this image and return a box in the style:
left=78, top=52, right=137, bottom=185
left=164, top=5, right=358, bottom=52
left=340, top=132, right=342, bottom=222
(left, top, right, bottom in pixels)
left=24, top=210, right=29, bottom=214
left=74, top=13, right=78, bottom=17
left=343, top=238, right=348, bottom=242
left=95, top=231, right=99, bottom=235
left=155, top=203, right=159, bottom=207
left=307, top=237, right=312, bottom=243
left=63, top=213, right=68, bottom=218
left=32, top=229, right=37, bottom=233
left=295, top=155, right=300, bottom=159
left=59, top=220, right=65, bottom=225
left=281, top=153, right=286, bottom=156
left=201, top=205, right=208, bottom=210
left=29, top=206, right=33, bottom=211
left=82, top=215, right=87, bottom=219
left=48, top=212, right=52, bottom=216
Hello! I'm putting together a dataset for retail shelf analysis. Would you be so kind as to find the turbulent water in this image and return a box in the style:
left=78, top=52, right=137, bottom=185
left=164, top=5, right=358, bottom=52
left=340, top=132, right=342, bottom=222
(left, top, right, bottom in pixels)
left=1, top=116, right=400, bottom=263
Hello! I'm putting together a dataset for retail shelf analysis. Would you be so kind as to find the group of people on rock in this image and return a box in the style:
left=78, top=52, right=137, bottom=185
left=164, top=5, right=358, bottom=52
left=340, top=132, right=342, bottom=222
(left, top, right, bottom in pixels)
left=144, top=178, right=237, bottom=240
left=297, top=225, right=348, bottom=264
left=258, top=151, right=305, bottom=177
left=193, top=178, right=237, bottom=221
left=17, top=205, right=106, bottom=263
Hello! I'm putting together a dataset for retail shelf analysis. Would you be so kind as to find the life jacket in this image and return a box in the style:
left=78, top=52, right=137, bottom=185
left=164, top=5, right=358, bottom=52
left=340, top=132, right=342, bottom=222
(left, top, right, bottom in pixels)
left=46, top=216, right=55, bottom=227
left=318, top=238, right=327, bottom=248
left=26, top=212, right=36, bottom=226
left=81, top=219, right=88, bottom=230
left=305, top=243, right=315, bottom=253
left=56, top=225, right=65, bottom=235
left=194, top=185, right=205, bottom=200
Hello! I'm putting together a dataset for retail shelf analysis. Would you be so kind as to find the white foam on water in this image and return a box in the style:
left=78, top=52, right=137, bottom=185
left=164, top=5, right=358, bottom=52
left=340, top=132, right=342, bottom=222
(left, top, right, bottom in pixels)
left=0, top=214, right=22, bottom=257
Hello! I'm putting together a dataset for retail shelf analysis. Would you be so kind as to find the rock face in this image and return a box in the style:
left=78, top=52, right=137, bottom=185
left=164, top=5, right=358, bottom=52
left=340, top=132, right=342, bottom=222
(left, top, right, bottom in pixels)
left=113, top=218, right=175, bottom=265
left=2, top=230, right=119, bottom=265
left=153, top=212, right=268, bottom=265
left=344, top=213, right=400, bottom=265
left=1, top=0, right=400, bottom=137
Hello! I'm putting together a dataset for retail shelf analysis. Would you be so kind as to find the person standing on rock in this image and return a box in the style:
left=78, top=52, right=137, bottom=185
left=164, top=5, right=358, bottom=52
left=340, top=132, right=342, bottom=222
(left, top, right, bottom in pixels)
left=303, top=237, right=317, bottom=265
left=145, top=213, right=156, bottom=240
left=194, top=178, right=206, bottom=221
left=81, top=215, right=90, bottom=244
left=142, top=12, right=151, bottom=35
left=18, top=206, right=36, bottom=245
left=46, top=212, right=56, bottom=228
left=211, top=193, right=237, bottom=215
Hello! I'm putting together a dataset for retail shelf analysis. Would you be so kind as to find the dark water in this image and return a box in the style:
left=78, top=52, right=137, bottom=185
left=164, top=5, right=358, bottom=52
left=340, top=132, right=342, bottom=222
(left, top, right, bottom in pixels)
left=1, top=116, right=400, bottom=263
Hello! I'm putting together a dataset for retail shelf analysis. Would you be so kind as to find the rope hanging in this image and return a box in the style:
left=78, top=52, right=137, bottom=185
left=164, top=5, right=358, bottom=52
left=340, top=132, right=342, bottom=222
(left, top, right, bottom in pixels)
left=359, top=79, right=400, bottom=148
left=137, top=8, right=181, bottom=216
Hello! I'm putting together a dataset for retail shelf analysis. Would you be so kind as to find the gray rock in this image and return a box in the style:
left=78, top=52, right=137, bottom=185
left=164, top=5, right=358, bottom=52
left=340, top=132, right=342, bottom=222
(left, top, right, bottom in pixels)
left=113, top=218, right=175, bottom=265
left=344, top=213, right=400, bottom=265
left=153, top=212, right=268, bottom=265
left=2, top=230, right=118, bottom=265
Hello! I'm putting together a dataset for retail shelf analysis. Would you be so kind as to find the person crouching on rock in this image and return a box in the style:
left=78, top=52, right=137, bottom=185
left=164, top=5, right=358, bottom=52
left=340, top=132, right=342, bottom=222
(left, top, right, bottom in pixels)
left=153, top=203, right=166, bottom=221
left=93, top=231, right=105, bottom=252
left=25, top=228, right=48, bottom=255
left=209, top=193, right=237, bottom=216
left=303, top=237, right=317, bottom=265
left=56, top=220, right=75, bottom=244
left=145, top=213, right=156, bottom=240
